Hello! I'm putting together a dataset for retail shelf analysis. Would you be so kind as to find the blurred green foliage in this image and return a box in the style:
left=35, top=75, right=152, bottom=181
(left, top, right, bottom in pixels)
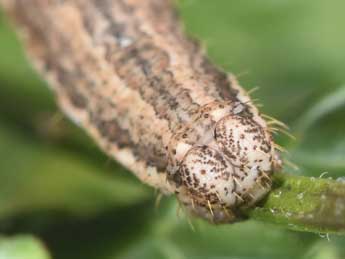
left=0, top=235, right=50, bottom=259
left=0, top=0, right=345, bottom=258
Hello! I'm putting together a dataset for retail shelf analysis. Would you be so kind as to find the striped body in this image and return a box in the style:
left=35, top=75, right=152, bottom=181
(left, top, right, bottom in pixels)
left=1, top=0, right=279, bottom=222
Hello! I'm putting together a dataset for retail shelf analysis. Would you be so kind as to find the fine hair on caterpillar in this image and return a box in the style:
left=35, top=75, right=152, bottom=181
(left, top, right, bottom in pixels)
left=0, top=0, right=283, bottom=223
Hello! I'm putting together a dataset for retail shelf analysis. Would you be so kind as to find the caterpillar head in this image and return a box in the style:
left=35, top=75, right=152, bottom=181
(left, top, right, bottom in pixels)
left=167, top=101, right=279, bottom=223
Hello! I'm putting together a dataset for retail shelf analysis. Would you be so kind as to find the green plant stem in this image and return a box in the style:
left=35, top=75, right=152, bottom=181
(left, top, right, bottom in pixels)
left=244, top=173, right=345, bottom=235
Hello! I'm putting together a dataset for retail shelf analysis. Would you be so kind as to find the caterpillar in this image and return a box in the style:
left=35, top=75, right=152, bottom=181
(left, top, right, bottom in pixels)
left=0, top=0, right=282, bottom=223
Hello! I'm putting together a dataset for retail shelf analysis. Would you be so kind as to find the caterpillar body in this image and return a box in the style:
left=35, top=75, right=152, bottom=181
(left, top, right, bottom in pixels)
left=0, top=0, right=281, bottom=223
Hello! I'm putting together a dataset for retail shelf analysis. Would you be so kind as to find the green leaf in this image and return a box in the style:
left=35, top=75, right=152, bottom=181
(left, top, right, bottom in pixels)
left=289, top=86, right=345, bottom=176
left=295, top=86, right=345, bottom=133
left=0, top=235, right=50, bottom=259
left=0, top=124, right=151, bottom=220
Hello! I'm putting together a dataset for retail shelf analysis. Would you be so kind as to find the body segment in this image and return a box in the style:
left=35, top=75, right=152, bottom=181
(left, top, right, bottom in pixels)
left=1, top=0, right=280, bottom=222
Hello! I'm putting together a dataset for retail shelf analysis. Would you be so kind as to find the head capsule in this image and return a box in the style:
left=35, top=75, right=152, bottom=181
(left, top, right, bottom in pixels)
left=167, top=101, right=278, bottom=223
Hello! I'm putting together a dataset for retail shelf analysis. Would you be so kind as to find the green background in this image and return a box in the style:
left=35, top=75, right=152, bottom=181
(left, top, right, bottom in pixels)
left=0, top=0, right=345, bottom=258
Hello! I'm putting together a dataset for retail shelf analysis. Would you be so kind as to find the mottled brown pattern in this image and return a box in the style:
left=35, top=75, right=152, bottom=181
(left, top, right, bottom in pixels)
left=1, top=0, right=279, bottom=223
